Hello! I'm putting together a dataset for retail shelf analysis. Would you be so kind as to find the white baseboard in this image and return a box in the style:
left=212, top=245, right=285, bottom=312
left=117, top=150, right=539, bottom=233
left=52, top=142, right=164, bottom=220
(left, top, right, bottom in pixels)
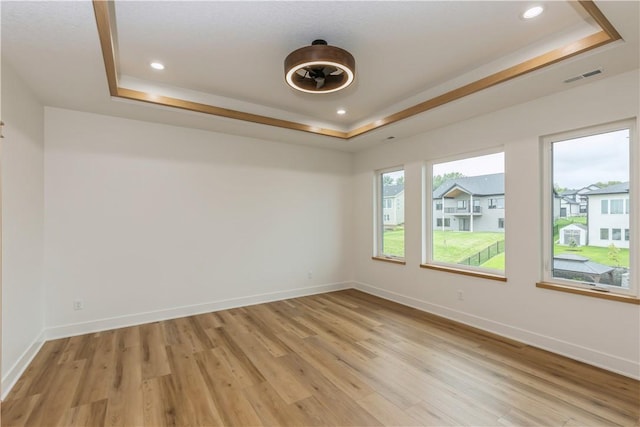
left=352, top=281, right=640, bottom=380
left=2, top=330, right=46, bottom=400
left=45, top=282, right=350, bottom=340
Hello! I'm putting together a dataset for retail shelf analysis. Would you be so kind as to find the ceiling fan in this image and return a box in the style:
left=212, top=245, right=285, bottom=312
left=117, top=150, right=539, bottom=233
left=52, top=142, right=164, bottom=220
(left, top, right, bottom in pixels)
left=284, top=39, right=356, bottom=94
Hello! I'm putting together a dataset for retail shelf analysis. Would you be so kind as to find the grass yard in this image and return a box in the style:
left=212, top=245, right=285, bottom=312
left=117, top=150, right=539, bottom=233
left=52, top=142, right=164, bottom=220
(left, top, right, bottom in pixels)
left=382, top=228, right=506, bottom=268
left=382, top=227, right=405, bottom=257
left=433, top=231, right=504, bottom=266
left=481, top=252, right=505, bottom=270
left=555, top=244, right=629, bottom=267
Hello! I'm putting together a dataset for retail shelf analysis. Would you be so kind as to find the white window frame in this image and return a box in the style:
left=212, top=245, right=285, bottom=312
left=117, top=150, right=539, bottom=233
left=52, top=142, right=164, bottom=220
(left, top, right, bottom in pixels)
left=424, top=148, right=505, bottom=277
left=375, top=166, right=405, bottom=260
left=541, top=119, right=638, bottom=297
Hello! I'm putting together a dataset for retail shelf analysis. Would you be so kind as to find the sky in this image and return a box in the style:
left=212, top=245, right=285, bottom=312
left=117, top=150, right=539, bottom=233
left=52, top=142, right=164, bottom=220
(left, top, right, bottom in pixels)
left=433, top=152, right=504, bottom=177
left=553, top=129, right=629, bottom=189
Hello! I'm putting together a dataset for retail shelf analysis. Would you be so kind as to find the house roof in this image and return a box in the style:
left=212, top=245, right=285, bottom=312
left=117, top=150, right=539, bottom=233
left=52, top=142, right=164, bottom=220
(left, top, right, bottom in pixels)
left=584, top=182, right=629, bottom=195
left=384, top=184, right=404, bottom=198
left=553, top=254, right=614, bottom=275
left=559, top=223, right=587, bottom=231
left=433, top=173, right=504, bottom=199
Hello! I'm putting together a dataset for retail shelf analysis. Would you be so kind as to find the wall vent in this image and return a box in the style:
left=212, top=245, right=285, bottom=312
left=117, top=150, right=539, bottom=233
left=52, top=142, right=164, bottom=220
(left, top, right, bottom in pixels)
left=563, top=68, right=603, bottom=84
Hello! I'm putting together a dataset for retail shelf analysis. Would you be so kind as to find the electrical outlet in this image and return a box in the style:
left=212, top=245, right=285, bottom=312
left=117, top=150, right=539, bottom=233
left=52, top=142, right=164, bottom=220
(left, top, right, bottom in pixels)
left=73, top=299, right=84, bottom=310
left=457, top=290, right=464, bottom=301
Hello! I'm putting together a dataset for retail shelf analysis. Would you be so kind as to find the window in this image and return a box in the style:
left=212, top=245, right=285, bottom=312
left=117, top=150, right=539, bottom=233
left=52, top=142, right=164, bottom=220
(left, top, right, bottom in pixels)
left=543, top=120, right=635, bottom=295
left=488, top=198, right=504, bottom=209
left=376, top=167, right=405, bottom=260
left=611, top=199, right=623, bottom=214
left=436, top=218, right=451, bottom=227
left=427, top=151, right=505, bottom=276
left=612, top=228, right=622, bottom=240
left=626, top=199, right=630, bottom=214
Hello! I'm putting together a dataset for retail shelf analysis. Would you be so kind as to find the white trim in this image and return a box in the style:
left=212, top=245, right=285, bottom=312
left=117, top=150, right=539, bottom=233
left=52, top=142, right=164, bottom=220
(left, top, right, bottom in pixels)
left=351, top=280, right=640, bottom=380
left=2, top=330, right=46, bottom=400
left=45, top=282, right=349, bottom=340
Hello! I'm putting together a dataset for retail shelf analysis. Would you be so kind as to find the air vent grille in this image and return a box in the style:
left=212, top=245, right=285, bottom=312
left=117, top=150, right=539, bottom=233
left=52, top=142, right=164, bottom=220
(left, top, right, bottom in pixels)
left=564, top=68, right=603, bottom=84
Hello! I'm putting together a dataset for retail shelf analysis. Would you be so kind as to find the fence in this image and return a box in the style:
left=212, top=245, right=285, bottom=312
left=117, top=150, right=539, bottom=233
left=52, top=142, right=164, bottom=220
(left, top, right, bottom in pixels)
left=459, top=240, right=505, bottom=266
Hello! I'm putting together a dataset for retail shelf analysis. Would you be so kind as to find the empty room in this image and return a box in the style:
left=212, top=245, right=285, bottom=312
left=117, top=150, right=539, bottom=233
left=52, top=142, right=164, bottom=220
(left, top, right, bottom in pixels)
left=1, top=1, right=639, bottom=426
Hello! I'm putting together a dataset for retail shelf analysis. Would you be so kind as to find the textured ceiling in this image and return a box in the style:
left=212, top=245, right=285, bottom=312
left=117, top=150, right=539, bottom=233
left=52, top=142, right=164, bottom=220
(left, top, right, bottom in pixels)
left=2, top=1, right=638, bottom=151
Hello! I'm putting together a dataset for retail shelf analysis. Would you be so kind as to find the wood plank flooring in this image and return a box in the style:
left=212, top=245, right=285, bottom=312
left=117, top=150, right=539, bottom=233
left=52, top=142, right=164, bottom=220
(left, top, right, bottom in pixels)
left=3, top=289, right=639, bottom=426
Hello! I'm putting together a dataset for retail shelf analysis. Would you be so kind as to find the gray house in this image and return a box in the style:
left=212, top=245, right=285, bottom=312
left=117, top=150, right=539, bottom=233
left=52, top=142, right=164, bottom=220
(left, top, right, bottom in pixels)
left=433, top=173, right=505, bottom=232
left=383, top=184, right=405, bottom=226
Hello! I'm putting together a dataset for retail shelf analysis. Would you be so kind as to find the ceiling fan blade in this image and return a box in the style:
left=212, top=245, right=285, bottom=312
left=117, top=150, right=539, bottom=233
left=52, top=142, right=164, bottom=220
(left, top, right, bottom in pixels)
left=322, top=66, right=338, bottom=76
left=315, top=77, right=326, bottom=89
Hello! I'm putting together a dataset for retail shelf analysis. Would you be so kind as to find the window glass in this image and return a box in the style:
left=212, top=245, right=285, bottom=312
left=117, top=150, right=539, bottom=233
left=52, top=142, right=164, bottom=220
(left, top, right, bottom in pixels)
left=549, top=125, right=631, bottom=290
left=377, top=168, right=405, bottom=258
left=430, top=152, right=505, bottom=272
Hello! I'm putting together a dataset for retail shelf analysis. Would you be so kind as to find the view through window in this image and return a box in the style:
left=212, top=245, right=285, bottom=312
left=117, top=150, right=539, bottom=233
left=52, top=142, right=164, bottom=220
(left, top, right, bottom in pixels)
left=430, top=152, right=505, bottom=272
left=379, top=168, right=405, bottom=258
left=550, top=127, right=631, bottom=289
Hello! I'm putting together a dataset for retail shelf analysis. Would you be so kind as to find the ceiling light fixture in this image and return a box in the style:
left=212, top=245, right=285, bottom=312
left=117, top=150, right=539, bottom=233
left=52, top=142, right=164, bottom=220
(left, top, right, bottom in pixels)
left=336, top=109, right=347, bottom=115
left=150, top=62, right=165, bottom=70
left=285, top=40, right=355, bottom=94
left=522, top=5, right=544, bottom=19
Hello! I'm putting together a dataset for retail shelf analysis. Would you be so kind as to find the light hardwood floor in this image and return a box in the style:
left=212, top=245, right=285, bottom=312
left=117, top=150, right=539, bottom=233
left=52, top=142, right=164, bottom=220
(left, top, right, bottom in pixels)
left=2, top=290, right=639, bottom=426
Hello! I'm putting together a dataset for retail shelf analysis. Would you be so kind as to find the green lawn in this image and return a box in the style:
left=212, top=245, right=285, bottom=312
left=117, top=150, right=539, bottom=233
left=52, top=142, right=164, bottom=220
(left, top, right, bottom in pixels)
left=382, top=227, right=405, bottom=257
left=382, top=229, right=505, bottom=269
left=433, top=231, right=504, bottom=265
left=554, top=244, right=629, bottom=267
left=481, top=252, right=505, bottom=270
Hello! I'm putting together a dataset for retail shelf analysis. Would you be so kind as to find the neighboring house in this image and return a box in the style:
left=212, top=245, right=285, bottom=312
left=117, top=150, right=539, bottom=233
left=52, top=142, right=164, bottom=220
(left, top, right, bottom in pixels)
left=555, top=194, right=581, bottom=218
left=383, top=184, right=405, bottom=226
left=585, top=182, right=630, bottom=249
left=557, top=185, right=599, bottom=217
left=433, top=173, right=505, bottom=232
left=559, top=223, right=587, bottom=246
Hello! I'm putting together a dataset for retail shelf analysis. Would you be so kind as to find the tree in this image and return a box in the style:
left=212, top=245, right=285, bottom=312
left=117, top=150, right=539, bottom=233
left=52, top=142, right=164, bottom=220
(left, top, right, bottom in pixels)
left=433, top=172, right=465, bottom=190
left=595, top=181, right=622, bottom=189
left=396, top=176, right=404, bottom=186
left=382, top=175, right=395, bottom=185
left=608, top=244, right=621, bottom=267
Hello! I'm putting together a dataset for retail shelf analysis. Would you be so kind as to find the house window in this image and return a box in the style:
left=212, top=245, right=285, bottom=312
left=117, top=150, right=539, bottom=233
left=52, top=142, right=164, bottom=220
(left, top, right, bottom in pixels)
left=498, top=218, right=504, bottom=229
left=436, top=218, right=451, bottom=227
left=376, top=167, right=405, bottom=259
left=427, top=151, right=505, bottom=275
left=436, top=202, right=443, bottom=211
left=543, top=120, right=634, bottom=295
left=611, top=199, right=623, bottom=214
left=626, top=199, right=629, bottom=214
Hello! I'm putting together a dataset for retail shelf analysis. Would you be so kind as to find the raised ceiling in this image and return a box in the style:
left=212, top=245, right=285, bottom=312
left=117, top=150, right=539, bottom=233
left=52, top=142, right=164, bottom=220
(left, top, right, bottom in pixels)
left=2, top=1, right=639, bottom=151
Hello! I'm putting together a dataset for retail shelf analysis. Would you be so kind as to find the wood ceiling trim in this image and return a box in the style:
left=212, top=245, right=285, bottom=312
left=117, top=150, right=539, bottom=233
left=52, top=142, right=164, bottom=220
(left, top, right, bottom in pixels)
left=93, top=1, right=622, bottom=141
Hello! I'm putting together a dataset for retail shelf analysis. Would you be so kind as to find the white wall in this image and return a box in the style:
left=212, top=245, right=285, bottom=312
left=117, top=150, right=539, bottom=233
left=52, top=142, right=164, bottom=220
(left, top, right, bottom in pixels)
left=352, top=70, right=640, bottom=378
left=1, top=64, right=46, bottom=393
left=44, top=108, right=353, bottom=336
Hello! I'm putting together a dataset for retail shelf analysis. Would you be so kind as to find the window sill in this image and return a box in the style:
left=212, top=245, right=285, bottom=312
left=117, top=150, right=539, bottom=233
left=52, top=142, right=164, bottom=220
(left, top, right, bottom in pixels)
left=536, top=282, right=640, bottom=305
left=372, top=256, right=406, bottom=265
left=420, top=264, right=507, bottom=282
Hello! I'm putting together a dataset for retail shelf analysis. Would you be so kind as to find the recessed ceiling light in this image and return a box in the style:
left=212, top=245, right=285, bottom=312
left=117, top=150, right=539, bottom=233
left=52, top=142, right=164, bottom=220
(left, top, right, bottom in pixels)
left=150, top=62, right=165, bottom=70
left=336, top=109, right=346, bottom=115
left=522, top=5, right=544, bottom=19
